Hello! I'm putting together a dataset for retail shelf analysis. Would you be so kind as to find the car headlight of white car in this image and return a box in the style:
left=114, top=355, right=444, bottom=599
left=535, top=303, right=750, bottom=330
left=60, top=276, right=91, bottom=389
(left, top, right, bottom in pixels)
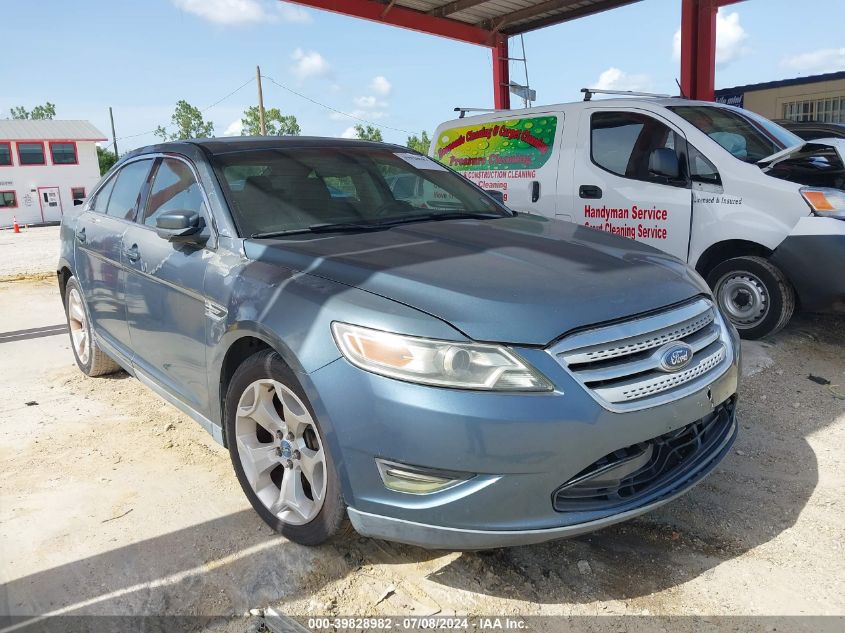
left=801, top=187, right=845, bottom=220
left=332, top=322, right=553, bottom=391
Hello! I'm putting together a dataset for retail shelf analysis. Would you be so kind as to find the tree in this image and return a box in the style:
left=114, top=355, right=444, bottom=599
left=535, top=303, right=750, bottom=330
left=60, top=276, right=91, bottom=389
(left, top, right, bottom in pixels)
left=97, top=146, right=118, bottom=176
left=10, top=102, right=56, bottom=120
left=406, top=131, right=431, bottom=154
left=154, top=100, right=214, bottom=141
left=353, top=124, right=383, bottom=142
left=240, top=106, right=300, bottom=136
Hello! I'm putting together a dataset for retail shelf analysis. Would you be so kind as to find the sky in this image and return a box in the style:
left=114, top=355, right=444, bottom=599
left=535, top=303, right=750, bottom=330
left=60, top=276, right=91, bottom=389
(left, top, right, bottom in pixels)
left=3, top=0, right=844, bottom=152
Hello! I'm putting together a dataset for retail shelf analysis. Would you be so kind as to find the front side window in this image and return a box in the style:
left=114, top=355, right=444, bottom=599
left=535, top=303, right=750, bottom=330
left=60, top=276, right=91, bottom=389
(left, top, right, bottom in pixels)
left=17, top=142, right=45, bottom=166
left=0, top=191, right=17, bottom=208
left=214, top=147, right=509, bottom=237
left=50, top=142, right=78, bottom=165
left=670, top=105, right=802, bottom=163
left=143, top=158, right=206, bottom=227
left=0, top=142, right=12, bottom=166
left=105, top=159, right=153, bottom=220
left=591, top=111, right=683, bottom=183
left=688, top=145, right=721, bottom=185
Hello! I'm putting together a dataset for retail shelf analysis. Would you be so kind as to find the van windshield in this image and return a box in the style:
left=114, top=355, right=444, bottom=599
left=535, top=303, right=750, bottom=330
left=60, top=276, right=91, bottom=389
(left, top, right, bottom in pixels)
left=212, top=146, right=511, bottom=238
left=669, top=105, right=803, bottom=163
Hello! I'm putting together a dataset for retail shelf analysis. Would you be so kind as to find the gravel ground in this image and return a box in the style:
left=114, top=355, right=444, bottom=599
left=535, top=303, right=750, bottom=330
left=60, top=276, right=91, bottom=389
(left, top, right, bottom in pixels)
left=1, top=277, right=844, bottom=631
left=0, top=225, right=61, bottom=281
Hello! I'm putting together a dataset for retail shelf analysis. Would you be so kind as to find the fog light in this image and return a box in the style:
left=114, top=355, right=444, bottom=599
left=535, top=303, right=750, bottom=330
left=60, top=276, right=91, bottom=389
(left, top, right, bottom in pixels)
left=376, top=459, right=469, bottom=494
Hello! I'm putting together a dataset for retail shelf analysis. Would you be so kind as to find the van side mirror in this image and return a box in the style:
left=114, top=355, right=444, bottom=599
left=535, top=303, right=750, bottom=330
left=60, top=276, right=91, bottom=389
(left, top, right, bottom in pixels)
left=484, top=190, right=505, bottom=204
left=155, top=210, right=205, bottom=244
left=649, top=148, right=681, bottom=180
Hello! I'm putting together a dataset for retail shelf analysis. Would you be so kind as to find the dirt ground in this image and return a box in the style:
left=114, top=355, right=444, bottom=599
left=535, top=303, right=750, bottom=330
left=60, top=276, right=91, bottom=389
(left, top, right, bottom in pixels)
left=0, top=226, right=61, bottom=282
left=1, top=277, right=844, bottom=632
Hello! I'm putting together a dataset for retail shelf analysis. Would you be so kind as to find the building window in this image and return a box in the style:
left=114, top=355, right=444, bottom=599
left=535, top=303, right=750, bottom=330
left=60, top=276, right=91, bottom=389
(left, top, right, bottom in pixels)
left=71, top=187, right=86, bottom=203
left=0, top=191, right=17, bottom=208
left=17, top=142, right=46, bottom=166
left=50, top=142, right=78, bottom=165
left=782, top=97, right=845, bottom=123
left=0, top=142, right=12, bottom=166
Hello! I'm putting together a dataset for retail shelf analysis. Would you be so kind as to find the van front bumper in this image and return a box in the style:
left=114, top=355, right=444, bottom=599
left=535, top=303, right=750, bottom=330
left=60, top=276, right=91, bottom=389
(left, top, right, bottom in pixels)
left=772, top=216, right=845, bottom=313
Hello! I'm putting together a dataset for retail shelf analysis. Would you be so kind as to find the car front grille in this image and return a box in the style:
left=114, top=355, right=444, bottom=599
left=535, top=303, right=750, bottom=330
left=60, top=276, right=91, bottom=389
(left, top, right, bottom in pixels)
left=549, top=297, right=732, bottom=412
left=552, top=398, right=736, bottom=513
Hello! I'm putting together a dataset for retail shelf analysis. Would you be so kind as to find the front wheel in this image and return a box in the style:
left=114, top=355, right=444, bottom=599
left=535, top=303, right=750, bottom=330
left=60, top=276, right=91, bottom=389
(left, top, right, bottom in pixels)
left=224, top=350, right=350, bottom=545
left=707, top=256, right=795, bottom=339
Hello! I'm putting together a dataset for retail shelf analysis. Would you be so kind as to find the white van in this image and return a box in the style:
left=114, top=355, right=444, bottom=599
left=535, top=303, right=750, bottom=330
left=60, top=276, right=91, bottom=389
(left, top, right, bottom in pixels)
left=431, top=94, right=845, bottom=338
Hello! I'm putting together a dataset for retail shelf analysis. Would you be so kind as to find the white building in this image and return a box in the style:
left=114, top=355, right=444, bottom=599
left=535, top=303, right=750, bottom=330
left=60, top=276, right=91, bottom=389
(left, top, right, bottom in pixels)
left=0, top=120, right=107, bottom=227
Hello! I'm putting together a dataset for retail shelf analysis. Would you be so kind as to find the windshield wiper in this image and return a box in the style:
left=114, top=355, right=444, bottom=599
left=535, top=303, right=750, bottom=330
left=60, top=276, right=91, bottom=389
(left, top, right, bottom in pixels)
left=380, top=211, right=507, bottom=227
left=251, top=222, right=383, bottom=239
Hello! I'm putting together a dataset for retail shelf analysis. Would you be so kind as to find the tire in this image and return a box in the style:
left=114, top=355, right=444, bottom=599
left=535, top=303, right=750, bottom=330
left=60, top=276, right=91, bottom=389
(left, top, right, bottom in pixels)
left=707, top=256, right=795, bottom=340
left=224, top=349, right=350, bottom=545
left=63, top=276, right=122, bottom=377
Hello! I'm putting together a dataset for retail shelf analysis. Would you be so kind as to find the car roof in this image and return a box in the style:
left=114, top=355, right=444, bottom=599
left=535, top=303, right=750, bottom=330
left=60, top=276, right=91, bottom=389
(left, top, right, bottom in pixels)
left=123, top=136, right=409, bottom=160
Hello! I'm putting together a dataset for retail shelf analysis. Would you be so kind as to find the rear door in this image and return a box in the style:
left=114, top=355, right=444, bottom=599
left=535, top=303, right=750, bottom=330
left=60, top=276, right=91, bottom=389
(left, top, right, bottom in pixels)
left=572, top=107, right=693, bottom=261
left=123, top=156, right=213, bottom=413
left=433, top=113, right=563, bottom=215
left=74, top=158, right=154, bottom=360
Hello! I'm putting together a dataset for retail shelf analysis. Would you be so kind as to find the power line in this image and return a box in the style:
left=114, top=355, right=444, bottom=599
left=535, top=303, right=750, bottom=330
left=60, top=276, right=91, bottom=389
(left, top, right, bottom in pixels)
left=115, top=76, right=255, bottom=141
left=261, top=74, right=413, bottom=135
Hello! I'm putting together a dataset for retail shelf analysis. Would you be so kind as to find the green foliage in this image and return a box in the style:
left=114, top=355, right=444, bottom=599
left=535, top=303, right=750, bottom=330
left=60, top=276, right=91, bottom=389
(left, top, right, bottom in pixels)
left=241, top=106, right=301, bottom=136
left=353, top=124, right=383, bottom=142
left=97, top=146, right=118, bottom=176
left=10, top=102, right=57, bottom=120
left=406, top=130, right=431, bottom=154
left=154, top=100, right=214, bottom=141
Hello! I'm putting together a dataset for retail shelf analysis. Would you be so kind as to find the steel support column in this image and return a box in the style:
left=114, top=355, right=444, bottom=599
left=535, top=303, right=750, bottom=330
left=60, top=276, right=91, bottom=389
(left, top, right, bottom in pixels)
left=680, top=0, right=745, bottom=101
left=492, top=36, right=511, bottom=109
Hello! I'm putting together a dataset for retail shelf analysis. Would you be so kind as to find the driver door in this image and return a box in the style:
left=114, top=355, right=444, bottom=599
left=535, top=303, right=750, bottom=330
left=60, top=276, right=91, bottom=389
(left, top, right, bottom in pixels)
left=122, top=156, right=213, bottom=413
left=573, top=107, right=693, bottom=261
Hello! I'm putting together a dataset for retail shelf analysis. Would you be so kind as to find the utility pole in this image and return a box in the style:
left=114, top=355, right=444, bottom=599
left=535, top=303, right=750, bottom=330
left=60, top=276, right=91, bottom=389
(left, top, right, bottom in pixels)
left=256, top=65, right=267, bottom=136
left=108, top=107, right=119, bottom=157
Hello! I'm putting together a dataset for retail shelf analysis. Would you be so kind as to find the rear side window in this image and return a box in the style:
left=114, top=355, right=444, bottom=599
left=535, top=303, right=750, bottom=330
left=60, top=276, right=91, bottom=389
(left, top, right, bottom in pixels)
left=591, top=111, right=683, bottom=183
left=106, top=160, right=153, bottom=220
left=143, top=158, right=206, bottom=227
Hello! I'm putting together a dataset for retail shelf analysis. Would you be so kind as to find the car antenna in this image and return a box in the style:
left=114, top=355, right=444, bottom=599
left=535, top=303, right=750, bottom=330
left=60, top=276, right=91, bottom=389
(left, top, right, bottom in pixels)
left=675, top=78, right=689, bottom=100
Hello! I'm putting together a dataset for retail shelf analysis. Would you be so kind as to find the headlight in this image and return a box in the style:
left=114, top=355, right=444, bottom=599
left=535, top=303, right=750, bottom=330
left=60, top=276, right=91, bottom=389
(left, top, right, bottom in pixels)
left=331, top=322, right=553, bottom=391
left=800, top=187, right=845, bottom=220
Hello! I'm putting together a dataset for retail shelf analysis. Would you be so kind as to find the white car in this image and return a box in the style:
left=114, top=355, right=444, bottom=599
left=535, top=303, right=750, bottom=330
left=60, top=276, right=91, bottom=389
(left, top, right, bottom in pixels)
left=433, top=95, right=845, bottom=338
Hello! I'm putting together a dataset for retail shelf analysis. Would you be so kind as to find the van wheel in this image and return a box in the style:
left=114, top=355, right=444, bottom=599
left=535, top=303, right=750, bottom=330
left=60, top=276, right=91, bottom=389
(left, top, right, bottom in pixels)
left=707, top=256, right=795, bottom=339
left=63, top=276, right=122, bottom=376
left=224, top=350, right=351, bottom=546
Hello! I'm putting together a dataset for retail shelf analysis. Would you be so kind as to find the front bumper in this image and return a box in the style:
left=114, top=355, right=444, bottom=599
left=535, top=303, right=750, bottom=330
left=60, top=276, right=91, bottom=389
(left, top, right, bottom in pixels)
left=303, top=335, right=739, bottom=549
left=772, top=216, right=845, bottom=313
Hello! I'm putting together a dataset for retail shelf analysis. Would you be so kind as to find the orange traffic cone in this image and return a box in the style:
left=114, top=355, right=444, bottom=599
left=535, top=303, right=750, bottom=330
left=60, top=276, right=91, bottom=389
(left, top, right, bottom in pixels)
left=13, top=216, right=20, bottom=233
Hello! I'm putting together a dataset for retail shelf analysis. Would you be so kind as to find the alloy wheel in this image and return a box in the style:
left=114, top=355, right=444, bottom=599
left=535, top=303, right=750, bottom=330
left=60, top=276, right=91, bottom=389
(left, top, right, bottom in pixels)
left=67, top=288, right=90, bottom=365
left=235, top=379, right=327, bottom=526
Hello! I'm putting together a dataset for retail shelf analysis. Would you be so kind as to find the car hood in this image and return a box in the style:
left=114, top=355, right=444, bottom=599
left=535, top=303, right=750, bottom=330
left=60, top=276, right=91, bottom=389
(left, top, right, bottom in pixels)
left=758, top=138, right=845, bottom=166
left=244, top=215, right=709, bottom=345
left=759, top=138, right=845, bottom=190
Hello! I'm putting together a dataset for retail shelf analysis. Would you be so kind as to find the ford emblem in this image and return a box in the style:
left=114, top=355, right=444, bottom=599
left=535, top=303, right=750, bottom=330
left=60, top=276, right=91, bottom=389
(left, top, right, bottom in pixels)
left=657, top=342, right=693, bottom=372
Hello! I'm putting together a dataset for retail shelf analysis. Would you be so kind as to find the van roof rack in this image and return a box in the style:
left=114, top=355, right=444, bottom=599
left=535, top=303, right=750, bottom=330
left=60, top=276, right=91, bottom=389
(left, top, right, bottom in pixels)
left=581, top=88, right=673, bottom=101
left=454, top=107, right=507, bottom=119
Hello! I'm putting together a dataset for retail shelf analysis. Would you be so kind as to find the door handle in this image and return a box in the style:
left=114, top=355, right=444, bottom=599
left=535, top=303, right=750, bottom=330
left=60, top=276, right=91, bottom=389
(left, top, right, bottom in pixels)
left=124, top=244, right=141, bottom=263
left=531, top=181, right=541, bottom=203
left=75, top=227, right=86, bottom=243
left=579, top=185, right=603, bottom=199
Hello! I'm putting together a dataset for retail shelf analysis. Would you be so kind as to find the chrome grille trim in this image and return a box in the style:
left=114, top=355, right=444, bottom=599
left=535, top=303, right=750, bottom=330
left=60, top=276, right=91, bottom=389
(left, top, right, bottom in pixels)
left=549, top=298, right=733, bottom=412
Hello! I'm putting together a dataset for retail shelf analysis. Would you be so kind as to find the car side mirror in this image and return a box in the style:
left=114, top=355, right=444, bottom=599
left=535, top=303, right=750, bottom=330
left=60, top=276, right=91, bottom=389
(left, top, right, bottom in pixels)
left=155, top=210, right=205, bottom=244
left=649, top=148, right=681, bottom=180
left=73, top=198, right=85, bottom=206
left=484, top=190, right=505, bottom=204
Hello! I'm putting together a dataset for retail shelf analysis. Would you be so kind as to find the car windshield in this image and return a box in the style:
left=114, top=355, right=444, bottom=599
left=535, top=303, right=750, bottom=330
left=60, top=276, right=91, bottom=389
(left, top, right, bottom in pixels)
left=669, top=105, right=803, bottom=163
left=212, top=146, right=511, bottom=237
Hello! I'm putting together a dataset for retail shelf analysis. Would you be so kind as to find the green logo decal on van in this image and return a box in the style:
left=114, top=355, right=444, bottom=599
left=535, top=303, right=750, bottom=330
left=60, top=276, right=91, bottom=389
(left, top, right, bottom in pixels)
left=435, top=117, right=557, bottom=171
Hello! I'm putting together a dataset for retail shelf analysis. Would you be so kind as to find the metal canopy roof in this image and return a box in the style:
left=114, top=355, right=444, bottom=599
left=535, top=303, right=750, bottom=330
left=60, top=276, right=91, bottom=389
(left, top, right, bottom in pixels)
left=285, top=0, right=643, bottom=42
left=409, top=0, right=641, bottom=35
